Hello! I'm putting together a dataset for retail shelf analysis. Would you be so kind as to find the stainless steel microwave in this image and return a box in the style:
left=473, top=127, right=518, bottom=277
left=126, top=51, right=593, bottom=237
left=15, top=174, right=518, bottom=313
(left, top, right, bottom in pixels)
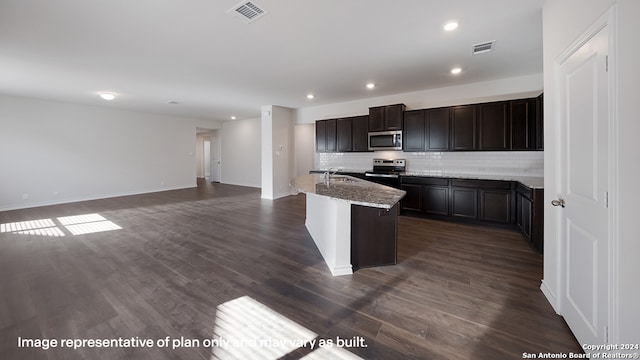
left=368, top=130, right=403, bottom=151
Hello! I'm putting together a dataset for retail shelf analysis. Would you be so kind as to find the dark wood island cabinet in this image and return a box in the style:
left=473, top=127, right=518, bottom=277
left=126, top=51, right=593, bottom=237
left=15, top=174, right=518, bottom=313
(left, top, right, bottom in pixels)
left=351, top=203, right=399, bottom=270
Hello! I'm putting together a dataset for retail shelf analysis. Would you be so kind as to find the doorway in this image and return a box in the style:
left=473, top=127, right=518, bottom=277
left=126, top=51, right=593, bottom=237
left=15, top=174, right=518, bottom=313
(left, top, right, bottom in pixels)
left=211, top=137, right=221, bottom=182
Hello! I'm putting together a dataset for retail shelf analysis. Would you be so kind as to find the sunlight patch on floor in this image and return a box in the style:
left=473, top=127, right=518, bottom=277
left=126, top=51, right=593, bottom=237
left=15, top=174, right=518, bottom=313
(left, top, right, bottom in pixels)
left=1, top=213, right=121, bottom=237
left=210, top=296, right=363, bottom=360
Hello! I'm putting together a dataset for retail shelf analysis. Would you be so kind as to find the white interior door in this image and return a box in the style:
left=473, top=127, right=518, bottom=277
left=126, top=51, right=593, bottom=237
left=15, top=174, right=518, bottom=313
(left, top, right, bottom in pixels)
left=556, top=25, right=609, bottom=345
left=212, top=138, right=221, bottom=182
left=203, top=140, right=211, bottom=180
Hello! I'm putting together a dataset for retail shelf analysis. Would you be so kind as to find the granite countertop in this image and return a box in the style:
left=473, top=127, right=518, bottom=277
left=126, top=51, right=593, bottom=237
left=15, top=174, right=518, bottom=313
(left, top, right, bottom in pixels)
left=310, top=169, right=367, bottom=174
left=310, top=169, right=543, bottom=189
left=291, top=174, right=406, bottom=209
left=401, top=171, right=543, bottom=189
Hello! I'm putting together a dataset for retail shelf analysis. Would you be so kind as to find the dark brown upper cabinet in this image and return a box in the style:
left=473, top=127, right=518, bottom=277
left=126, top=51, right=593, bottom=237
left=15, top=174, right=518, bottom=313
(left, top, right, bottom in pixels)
left=511, top=98, right=536, bottom=150
left=535, top=93, right=544, bottom=150
left=316, top=119, right=336, bottom=152
left=316, top=95, right=542, bottom=153
left=317, top=115, right=369, bottom=153
left=450, top=105, right=477, bottom=150
left=426, top=107, right=450, bottom=151
left=402, top=110, right=425, bottom=151
left=478, top=101, right=511, bottom=150
left=402, top=108, right=450, bottom=152
left=369, top=104, right=405, bottom=131
left=352, top=115, right=370, bottom=152
left=315, top=120, right=327, bottom=152
left=336, top=117, right=353, bottom=152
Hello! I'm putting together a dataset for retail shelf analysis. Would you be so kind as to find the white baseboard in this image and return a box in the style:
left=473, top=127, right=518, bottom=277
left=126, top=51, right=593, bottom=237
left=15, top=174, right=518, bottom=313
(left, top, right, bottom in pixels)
left=540, top=279, right=560, bottom=314
left=0, top=185, right=195, bottom=212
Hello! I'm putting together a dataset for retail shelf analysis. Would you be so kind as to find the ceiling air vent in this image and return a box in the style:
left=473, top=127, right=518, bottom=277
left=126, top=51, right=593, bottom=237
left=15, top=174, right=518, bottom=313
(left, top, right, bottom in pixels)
left=472, top=41, right=495, bottom=55
left=227, top=1, right=268, bottom=23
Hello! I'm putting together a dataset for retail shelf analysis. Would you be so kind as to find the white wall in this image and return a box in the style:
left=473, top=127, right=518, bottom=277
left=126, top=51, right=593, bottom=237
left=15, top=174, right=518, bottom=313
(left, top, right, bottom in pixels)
left=0, top=94, right=219, bottom=211
left=294, top=124, right=315, bottom=177
left=261, top=106, right=295, bottom=199
left=294, top=74, right=543, bottom=124
left=220, top=117, right=261, bottom=188
left=543, top=0, right=640, bottom=344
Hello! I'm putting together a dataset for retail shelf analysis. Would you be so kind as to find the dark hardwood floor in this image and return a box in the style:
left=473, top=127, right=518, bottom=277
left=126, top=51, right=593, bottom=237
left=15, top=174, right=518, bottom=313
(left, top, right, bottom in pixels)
left=0, top=180, right=581, bottom=359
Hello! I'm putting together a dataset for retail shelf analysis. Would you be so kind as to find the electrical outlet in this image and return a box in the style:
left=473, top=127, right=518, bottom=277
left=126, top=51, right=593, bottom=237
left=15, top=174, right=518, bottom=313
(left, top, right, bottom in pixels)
left=22, top=194, right=29, bottom=200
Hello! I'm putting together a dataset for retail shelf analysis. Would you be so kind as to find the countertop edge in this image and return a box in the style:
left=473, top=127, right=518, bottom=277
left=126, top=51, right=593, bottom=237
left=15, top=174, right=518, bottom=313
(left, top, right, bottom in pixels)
left=292, top=174, right=405, bottom=209
left=310, top=169, right=543, bottom=189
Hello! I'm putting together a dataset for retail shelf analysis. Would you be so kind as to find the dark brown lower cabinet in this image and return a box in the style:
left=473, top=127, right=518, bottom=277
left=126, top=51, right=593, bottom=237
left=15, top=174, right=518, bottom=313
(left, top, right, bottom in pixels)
left=400, top=184, right=422, bottom=211
left=400, top=176, right=449, bottom=216
left=351, top=203, right=398, bottom=270
left=450, top=187, right=478, bottom=219
left=516, top=183, right=544, bottom=252
left=479, top=189, right=513, bottom=224
left=399, top=175, right=543, bottom=252
left=423, top=186, right=449, bottom=216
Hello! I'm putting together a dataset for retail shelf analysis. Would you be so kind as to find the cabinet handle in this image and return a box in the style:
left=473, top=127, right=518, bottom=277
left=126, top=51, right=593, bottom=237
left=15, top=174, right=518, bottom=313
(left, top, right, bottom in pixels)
left=551, top=198, right=565, bottom=208
left=379, top=209, right=391, bottom=216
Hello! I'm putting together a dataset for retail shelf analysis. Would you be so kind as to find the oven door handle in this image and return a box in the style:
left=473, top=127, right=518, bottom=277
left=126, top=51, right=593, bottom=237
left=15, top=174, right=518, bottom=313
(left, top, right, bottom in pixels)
left=365, top=173, right=399, bottom=178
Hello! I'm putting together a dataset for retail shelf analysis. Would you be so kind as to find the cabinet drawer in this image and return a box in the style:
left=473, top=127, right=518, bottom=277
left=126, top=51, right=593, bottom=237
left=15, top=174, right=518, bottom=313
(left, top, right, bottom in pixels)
left=450, top=179, right=512, bottom=190
left=401, top=176, right=448, bottom=186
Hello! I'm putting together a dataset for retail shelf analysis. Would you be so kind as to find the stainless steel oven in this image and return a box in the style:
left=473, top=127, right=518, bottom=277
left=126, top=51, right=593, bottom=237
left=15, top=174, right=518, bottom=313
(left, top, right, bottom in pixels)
left=364, top=159, right=405, bottom=189
left=368, top=130, right=402, bottom=151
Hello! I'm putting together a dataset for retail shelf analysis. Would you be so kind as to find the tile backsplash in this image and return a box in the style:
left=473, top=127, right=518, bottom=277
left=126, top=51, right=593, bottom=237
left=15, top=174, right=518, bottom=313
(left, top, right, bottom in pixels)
left=317, top=151, right=543, bottom=177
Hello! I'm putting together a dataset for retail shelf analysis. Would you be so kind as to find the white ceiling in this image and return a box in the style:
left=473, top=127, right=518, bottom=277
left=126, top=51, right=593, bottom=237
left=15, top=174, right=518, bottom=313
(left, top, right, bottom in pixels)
left=0, top=0, right=543, bottom=122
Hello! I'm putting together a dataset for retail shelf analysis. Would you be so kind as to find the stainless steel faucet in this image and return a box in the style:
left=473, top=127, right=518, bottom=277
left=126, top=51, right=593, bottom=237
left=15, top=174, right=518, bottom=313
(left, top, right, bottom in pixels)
left=323, top=168, right=337, bottom=180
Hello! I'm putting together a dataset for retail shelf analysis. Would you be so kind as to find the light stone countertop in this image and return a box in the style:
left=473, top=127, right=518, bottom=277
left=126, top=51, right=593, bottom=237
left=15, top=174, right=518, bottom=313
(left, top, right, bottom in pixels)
left=291, top=174, right=406, bottom=209
left=402, top=172, right=544, bottom=189
left=311, top=169, right=543, bottom=189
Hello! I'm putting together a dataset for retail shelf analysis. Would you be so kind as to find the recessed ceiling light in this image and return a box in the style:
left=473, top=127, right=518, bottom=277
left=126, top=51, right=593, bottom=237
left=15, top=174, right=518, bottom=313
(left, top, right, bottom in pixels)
left=99, top=92, right=115, bottom=101
left=444, top=21, right=458, bottom=31
left=307, top=94, right=315, bottom=99
left=168, top=101, right=179, bottom=105
left=366, top=83, right=375, bottom=89
left=230, top=116, right=236, bottom=120
left=451, top=67, right=462, bottom=75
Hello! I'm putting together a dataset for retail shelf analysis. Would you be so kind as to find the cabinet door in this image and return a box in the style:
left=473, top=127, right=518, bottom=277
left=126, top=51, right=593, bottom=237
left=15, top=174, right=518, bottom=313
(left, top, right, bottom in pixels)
left=351, top=203, right=398, bottom=269
left=423, top=185, right=449, bottom=216
left=352, top=115, right=369, bottom=152
left=403, top=110, right=425, bottom=151
left=325, top=119, right=337, bottom=152
left=478, top=102, right=510, bottom=150
left=521, top=195, right=532, bottom=238
left=426, top=107, right=450, bottom=151
left=511, top=99, right=534, bottom=150
left=315, top=120, right=326, bottom=152
left=384, top=104, right=404, bottom=130
left=400, top=184, right=422, bottom=211
left=450, top=187, right=478, bottom=219
left=479, top=189, right=512, bottom=224
left=336, top=118, right=352, bottom=152
left=368, top=107, right=385, bottom=132
left=450, top=105, right=477, bottom=150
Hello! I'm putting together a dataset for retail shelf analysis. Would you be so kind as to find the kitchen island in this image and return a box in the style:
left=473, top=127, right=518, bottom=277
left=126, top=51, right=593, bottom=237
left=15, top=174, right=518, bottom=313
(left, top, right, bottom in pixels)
left=291, top=174, right=406, bottom=276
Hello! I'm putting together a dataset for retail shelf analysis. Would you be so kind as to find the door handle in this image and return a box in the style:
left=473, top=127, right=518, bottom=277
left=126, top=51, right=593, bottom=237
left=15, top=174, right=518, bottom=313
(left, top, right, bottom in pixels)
left=551, top=197, right=565, bottom=208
